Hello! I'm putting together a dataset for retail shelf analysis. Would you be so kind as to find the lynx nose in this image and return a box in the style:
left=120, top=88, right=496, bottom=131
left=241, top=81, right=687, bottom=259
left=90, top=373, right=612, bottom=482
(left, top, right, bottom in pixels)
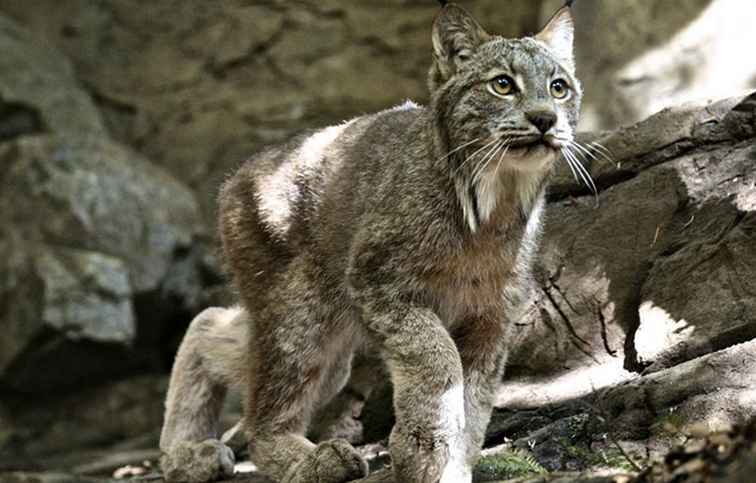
left=526, top=110, right=557, bottom=134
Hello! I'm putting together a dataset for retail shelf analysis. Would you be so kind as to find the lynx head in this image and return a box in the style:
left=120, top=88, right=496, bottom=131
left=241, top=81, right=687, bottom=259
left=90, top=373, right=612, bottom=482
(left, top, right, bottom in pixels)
left=429, top=3, right=582, bottom=231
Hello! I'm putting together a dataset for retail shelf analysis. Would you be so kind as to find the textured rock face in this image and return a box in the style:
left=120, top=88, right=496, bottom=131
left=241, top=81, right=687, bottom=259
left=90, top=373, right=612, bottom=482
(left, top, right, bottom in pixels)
left=0, top=15, right=203, bottom=391
left=0, top=0, right=549, bottom=225
left=543, top=0, right=756, bottom=130
left=0, top=375, right=167, bottom=469
left=503, top=93, right=756, bottom=409
left=0, top=0, right=751, bottom=233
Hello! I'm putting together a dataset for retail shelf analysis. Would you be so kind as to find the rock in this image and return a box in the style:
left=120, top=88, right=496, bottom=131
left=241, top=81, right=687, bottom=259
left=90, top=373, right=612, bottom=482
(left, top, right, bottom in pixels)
left=0, top=13, right=204, bottom=392
left=634, top=419, right=756, bottom=483
left=598, top=339, right=756, bottom=441
left=503, top=92, right=756, bottom=408
left=0, top=15, right=106, bottom=140
left=636, top=210, right=756, bottom=371
left=0, top=375, right=167, bottom=469
left=0, top=0, right=550, bottom=226
left=0, top=473, right=106, bottom=483
left=0, top=136, right=202, bottom=391
left=541, top=0, right=756, bottom=131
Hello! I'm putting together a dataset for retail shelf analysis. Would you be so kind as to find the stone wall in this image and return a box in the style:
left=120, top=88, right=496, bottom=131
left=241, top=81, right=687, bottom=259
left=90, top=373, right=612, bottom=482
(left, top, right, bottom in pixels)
left=3, top=0, right=753, bottom=226
left=0, top=0, right=546, bottom=226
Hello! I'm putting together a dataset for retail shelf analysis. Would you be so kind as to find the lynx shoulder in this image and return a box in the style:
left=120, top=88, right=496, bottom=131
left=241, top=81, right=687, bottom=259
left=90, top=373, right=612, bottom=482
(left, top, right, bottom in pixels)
left=161, top=3, right=582, bottom=483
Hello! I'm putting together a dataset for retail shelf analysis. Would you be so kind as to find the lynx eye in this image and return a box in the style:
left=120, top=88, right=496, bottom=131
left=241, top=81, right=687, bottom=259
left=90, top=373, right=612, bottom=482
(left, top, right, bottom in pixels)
left=550, top=79, right=570, bottom=99
left=489, top=75, right=516, bottom=96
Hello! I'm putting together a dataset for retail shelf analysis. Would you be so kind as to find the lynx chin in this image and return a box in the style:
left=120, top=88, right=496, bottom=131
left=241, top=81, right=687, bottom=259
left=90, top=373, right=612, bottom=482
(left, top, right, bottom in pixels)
left=160, top=3, right=583, bottom=483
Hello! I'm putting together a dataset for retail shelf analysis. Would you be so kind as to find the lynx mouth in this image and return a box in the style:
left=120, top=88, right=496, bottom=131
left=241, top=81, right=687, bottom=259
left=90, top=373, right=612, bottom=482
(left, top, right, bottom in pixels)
left=508, top=136, right=558, bottom=157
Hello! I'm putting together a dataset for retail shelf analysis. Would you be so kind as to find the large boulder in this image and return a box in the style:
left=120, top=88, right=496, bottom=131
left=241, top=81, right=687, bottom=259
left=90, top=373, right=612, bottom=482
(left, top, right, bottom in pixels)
left=1, top=0, right=752, bottom=231
left=599, top=338, right=756, bottom=440
left=0, top=375, right=167, bottom=471
left=542, top=0, right=756, bottom=130
left=0, top=0, right=550, bottom=225
left=0, top=14, right=204, bottom=392
left=503, top=92, right=756, bottom=409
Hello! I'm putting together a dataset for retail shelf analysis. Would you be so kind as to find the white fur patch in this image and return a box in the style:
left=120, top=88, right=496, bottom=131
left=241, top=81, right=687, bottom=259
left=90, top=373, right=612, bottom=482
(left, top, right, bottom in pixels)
left=524, top=195, right=545, bottom=241
left=217, top=305, right=245, bottom=327
left=466, top=149, right=552, bottom=230
left=390, top=99, right=421, bottom=112
left=455, top=178, right=479, bottom=233
left=257, top=121, right=354, bottom=239
left=474, top=165, right=501, bottom=226
left=438, top=383, right=470, bottom=483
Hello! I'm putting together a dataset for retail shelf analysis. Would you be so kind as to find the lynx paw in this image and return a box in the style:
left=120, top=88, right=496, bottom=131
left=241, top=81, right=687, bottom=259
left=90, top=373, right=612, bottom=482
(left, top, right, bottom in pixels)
left=285, top=439, right=368, bottom=483
left=161, top=439, right=235, bottom=483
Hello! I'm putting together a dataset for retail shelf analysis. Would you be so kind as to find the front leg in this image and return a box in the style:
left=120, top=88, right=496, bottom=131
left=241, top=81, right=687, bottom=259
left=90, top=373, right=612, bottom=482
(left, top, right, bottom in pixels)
left=453, top=315, right=509, bottom=472
left=362, top=304, right=466, bottom=483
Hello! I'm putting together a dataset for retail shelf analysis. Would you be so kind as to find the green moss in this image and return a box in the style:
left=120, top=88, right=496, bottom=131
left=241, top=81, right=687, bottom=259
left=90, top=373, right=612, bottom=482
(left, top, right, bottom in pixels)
left=472, top=449, right=546, bottom=482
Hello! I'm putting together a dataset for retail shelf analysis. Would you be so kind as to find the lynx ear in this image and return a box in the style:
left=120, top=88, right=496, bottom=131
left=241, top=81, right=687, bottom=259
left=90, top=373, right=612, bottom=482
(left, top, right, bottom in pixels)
left=535, top=6, right=575, bottom=70
left=430, top=3, right=490, bottom=90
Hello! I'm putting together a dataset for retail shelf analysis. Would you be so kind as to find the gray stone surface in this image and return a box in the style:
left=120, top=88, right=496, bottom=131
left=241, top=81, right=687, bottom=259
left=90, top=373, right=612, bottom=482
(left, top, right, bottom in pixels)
left=542, top=0, right=756, bottom=131
left=598, top=339, right=756, bottom=440
left=504, top=93, right=756, bottom=407
left=0, top=375, right=167, bottom=470
left=1, top=0, right=750, bottom=233
left=0, top=14, right=203, bottom=391
left=0, top=15, right=105, bottom=139
left=0, top=0, right=549, bottom=225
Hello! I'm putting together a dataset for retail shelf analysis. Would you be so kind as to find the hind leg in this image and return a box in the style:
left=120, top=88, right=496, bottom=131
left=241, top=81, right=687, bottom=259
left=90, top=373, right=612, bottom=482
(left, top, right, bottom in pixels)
left=160, top=307, right=249, bottom=483
left=309, top=349, right=386, bottom=444
left=245, top=258, right=368, bottom=483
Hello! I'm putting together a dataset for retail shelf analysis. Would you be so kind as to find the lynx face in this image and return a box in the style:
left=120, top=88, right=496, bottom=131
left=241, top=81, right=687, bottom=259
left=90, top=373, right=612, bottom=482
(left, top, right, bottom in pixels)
left=429, top=4, right=581, bottom=230
left=450, top=37, right=582, bottom=171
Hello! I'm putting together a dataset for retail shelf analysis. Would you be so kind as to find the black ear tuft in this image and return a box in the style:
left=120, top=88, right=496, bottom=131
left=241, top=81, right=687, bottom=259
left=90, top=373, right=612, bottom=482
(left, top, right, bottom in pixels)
left=438, top=0, right=449, bottom=6
left=564, top=0, right=575, bottom=7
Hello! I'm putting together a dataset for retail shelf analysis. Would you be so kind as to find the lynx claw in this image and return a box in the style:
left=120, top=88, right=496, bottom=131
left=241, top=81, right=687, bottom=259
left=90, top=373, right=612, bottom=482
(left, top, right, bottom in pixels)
left=161, top=439, right=235, bottom=483
left=285, top=439, right=368, bottom=483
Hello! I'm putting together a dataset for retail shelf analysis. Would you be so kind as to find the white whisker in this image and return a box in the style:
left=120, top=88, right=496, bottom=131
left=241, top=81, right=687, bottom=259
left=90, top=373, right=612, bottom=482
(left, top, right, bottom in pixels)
left=560, top=148, right=581, bottom=184
left=439, top=137, right=481, bottom=163
left=473, top=141, right=504, bottom=184
left=569, top=141, right=598, bottom=162
left=492, top=142, right=511, bottom=179
left=455, top=138, right=499, bottom=175
left=564, top=146, right=597, bottom=196
left=588, top=141, right=617, bottom=167
left=588, top=141, right=613, bottom=158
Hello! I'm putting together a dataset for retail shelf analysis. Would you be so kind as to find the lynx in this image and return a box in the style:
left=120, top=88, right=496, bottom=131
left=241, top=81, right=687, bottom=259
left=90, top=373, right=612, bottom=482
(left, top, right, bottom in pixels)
left=160, top=3, right=582, bottom=483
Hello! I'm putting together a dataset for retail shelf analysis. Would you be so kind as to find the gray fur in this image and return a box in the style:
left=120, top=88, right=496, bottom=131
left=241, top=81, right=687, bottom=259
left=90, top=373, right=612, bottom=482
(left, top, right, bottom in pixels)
left=160, top=3, right=581, bottom=483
